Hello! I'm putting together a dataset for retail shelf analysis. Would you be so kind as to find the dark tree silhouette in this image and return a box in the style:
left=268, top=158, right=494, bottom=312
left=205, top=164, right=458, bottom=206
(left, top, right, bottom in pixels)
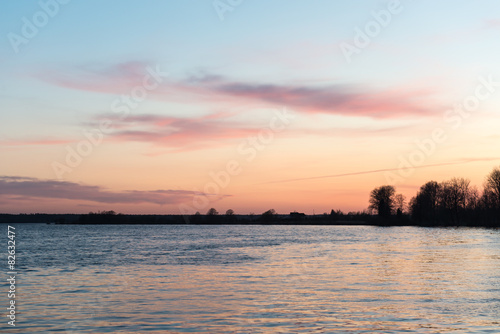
left=207, top=208, right=218, bottom=216
left=225, top=209, right=235, bottom=216
left=395, top=193, right=406, bottom=216
left=262, top=209, right=276, bottom=216
left=369, top=185, right=395, bottom=218
left=410, top=181, right=440, bottom=223
left=439, top=177, right=471, bottom=224
left=261, top=209, right=276, bottom=222
left=191, top=211, right=203, bottom=224
left=484, top=166, right=500, bottom=209
left=330, top=209, right=344, bottom=221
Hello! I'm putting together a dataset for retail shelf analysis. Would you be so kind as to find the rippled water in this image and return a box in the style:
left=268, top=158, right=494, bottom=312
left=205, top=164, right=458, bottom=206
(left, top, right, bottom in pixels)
left=4, top=224, right=500, bottom=333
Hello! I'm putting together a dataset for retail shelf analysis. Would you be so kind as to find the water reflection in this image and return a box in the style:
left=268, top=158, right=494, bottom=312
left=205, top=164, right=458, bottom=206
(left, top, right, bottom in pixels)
left=14, top=225, right=500, bottom=333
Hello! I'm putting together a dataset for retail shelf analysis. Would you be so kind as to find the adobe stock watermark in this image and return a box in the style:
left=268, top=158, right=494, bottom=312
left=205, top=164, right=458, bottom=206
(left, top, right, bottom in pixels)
left=178, top=107, right=295, bottom=218
left=385, top=74, right=500, bottom=184
left=213, top=0, right=243, bottom=21
left=52, top=65, right=168, bottom=180
left=7, top=0, right=71, bottom=54
left=339, top=0, right=404, bottom=64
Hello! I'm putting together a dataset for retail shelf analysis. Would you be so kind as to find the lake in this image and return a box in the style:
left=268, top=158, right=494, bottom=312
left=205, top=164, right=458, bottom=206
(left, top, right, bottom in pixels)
left=5, top=224, right=500, bottom=333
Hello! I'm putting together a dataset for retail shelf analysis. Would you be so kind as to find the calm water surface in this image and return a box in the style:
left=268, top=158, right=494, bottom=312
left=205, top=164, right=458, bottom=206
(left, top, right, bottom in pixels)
left=4, top=224, right=500, bottom=333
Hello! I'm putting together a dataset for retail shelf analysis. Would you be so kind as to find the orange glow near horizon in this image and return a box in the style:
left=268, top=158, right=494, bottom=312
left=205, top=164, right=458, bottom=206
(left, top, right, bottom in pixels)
left=2, top=1, right=500, bottom=214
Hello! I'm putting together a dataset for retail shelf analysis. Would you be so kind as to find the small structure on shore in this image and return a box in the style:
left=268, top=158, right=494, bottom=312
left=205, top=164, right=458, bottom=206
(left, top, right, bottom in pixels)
left=290, top=211, right=306, bottom=219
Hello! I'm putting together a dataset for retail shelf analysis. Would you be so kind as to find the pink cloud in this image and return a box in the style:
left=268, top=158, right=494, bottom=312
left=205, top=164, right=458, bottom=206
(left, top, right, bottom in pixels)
left=38, top=62, right=441, bottom=120
left=92, top=113, right=260, bottom=152
left=176, top=74, right=441, bottom=119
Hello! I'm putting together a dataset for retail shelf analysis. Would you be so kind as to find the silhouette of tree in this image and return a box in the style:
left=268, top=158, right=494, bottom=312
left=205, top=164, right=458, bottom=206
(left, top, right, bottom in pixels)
left=262, top=209, right=276, bottom=216
left=225, top=209, right=235, bottom=216
left=261, top=209, right=276, bottom=222
left=191, top=211, right=203, bottom=223
left=330, top=209, right=343, bottom=221
left=395, top=194, right=406, bottom=216
left=97, top=210, right=116, bottom=215
left=482, top=190, right=499, bottom=215
left=467, top=186, right=480, bottom=210
left=207, top=208, right=218, bottom=216
left=484, top=166, right=500, bottom=210
left=439, top=177, right=472, bottom=224
left=369, top=185, right=396, bottom=218
left=410, top=181, right=440, bottom=223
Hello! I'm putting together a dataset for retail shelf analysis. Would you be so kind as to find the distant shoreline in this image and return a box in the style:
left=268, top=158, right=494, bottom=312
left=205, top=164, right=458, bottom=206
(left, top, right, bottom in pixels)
left=1, top=213, right=499, bottom=228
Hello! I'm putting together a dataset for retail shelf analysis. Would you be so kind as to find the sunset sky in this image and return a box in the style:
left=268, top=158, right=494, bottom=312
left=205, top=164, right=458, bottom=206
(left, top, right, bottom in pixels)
left=1, top=0, right=500, bottom=214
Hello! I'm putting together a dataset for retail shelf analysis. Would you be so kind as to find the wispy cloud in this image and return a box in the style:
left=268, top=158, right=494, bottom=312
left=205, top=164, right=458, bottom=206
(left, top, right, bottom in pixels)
left=89, top=112, right=261, bottom=152
left=0, top=176, right=229, bottom=205
left=194, top=75, right=439, bottom=119
left=38, top=61, right=155, bottom=95
left=38, top=62, right=441, bottom=120
left=2, top=111, right=415, bottom=152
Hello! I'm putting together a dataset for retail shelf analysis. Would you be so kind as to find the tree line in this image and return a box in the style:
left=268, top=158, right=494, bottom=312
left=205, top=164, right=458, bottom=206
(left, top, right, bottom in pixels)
left=369, top=166, right=500, bottom=226
left=35, top=166, right=500, bottom=227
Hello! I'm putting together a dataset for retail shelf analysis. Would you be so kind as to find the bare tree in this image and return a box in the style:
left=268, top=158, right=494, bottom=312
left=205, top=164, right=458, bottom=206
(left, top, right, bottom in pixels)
left=395, top=194, right=406, bottom=215
left=484, top=166, right=500, bottom=209
left=439, top=178, right=471, bottom=224
left=466, top=185, right=480, bottom=210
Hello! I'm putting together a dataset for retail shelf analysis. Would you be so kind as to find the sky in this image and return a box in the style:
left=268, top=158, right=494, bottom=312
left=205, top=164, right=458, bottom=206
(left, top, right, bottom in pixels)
left=1, top=0, right=500, bottom=214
